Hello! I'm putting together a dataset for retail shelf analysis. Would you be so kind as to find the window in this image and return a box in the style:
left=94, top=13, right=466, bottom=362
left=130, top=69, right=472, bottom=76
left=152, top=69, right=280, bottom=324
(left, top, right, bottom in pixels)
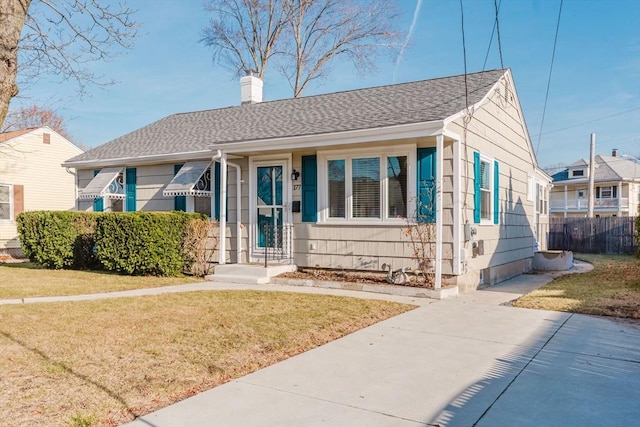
left=537, top=183, right=548, bottom=215
left=596, top=186, right=617, bottom=199
left=474, top=152, right=499, bottom=224
left=319, top=147, right=414, bottom=223
left=0, top=184, right=11, bottom=220
left=571, top=169, right=584, bottom=177
left=480, top=159, right=491, bottom=220
left=577, top=189, right=585, bottom=198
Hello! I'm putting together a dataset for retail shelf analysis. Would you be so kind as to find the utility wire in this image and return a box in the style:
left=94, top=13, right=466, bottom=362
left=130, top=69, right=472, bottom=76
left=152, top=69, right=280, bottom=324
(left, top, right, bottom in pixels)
left=531, top=106, right=640, bottom=137
left=460, top=0, right=469, bottom=109
left=536, top=0, right=563, bottom=155
left=494, top=0, right=504, bottom=69
left=482, top=0, right=500, bottom=70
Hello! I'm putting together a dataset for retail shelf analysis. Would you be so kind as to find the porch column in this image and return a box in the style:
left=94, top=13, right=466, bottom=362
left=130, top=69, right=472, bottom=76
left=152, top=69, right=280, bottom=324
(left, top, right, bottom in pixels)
left=219, top=153, right=228, bottom=265
left=452, top=137, right=461, bottom=275
left=564, top=185, right=567, bottom=217
left=617, top=181, right=623, bottom=216
left=435, top=133, right=444, bottom=289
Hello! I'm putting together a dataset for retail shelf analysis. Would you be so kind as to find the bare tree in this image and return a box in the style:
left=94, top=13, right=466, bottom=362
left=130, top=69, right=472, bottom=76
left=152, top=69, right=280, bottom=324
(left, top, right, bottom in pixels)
left=201, top=0, right=402, bottom=97
left=3, top=104, right=72, bottom=140
left=201, top=0, right=292, bottom=79
left=0, top=0, right=137, bottom=129
left=282, top=0, right=401, bottom=97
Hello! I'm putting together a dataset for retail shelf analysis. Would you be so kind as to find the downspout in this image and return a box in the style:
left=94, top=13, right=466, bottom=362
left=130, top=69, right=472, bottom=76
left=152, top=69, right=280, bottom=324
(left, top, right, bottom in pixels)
left=227, top=161, right=242, bottom=263
left=211, top=150, right=224, bottom=265
left=65, top=167, right=79, bottom=211
left=219, top=152, right=228, bottom=265
left=435, top=133, right=444, bottom=289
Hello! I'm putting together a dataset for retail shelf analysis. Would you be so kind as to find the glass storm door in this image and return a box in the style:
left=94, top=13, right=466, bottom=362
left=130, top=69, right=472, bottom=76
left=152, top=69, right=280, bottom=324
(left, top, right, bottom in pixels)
left=255, top=163, right=286, bottom=255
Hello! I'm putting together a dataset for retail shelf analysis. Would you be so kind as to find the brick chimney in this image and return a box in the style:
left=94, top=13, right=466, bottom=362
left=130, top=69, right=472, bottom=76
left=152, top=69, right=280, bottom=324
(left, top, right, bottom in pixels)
left=612, top=148, right=618, bottom=157
left=240, top=71, right=263, bottom=105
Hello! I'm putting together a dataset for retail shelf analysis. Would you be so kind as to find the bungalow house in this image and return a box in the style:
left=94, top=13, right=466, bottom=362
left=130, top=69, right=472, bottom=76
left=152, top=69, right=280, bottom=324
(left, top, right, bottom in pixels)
left=63, top=69, right=551, bottom=291
left=1, top=127, right=84, bottom=256
left=549, top=150, right=640, bottom=217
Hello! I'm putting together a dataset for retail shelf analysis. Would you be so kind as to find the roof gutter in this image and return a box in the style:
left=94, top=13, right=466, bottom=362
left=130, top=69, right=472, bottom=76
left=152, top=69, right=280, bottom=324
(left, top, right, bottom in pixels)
left=62, top=149, right=213, bottom=169
left=211, top=120, right=445, bottom=153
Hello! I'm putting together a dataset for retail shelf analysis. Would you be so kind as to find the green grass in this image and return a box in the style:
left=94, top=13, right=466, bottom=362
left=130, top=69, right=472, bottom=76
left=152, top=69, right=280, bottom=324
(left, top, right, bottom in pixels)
left=513, top=254, right=640, bottom=318
left=0, top=290, right=414, bottom=426
left=0, top=262, right=203, bottom=299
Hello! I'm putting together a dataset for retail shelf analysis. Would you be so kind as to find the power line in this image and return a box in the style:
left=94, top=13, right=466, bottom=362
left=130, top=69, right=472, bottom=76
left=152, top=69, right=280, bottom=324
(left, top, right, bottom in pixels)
left=482, top=0, right=501, bottom=70
left=460, top=0, right=469, bottom=109
left=531, top=106, right=640, bottom=137
left=494, top=0, right=504, bottom=69
left=535, top=0, right=563, bottom=155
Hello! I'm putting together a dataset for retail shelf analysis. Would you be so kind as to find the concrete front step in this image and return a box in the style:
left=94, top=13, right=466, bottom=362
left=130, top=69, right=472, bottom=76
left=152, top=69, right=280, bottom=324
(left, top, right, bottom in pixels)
left=206, top=263, right=297, bottom=285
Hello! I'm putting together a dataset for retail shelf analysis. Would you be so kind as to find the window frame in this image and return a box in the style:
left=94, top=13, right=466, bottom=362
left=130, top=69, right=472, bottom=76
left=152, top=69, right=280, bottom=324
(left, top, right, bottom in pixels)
left=317, top=145, right=416, bottom=225
left=0, top=183, right=13, bottom=222
left=478, top=154, right=495, bottom=224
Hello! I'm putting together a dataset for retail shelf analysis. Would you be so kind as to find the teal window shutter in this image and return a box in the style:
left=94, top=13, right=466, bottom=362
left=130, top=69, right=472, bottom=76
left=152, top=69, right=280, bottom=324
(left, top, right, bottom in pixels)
left=301, top=155, right=317, bottom=222
left=473, top=152, right=481, bottom=224
left=417, top=147, right=436, bottom=223
left=214, top=162, right=221, bottom=220
left=93, top=170, right=103, bottom=212
left=173, top=164, right=186, bottom=211
left=125, top=167, right=136, bottom=212
left=493, top=161, right=499, bottom=224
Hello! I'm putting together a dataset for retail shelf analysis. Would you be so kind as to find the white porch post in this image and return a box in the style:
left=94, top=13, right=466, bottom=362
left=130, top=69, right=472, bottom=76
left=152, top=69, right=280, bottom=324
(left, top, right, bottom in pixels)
left=452, top=137, right=461, bottom=275
left=617, top=182, right=623, bottom=216
left=435, top=133, right=444, bottom=289
left=219, top=153, right=228, bottom=265
left=564, top=185, right=567, bottom=217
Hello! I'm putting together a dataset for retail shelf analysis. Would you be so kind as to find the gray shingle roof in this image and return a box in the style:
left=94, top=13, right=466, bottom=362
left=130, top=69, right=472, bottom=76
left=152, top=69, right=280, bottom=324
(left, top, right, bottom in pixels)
left=66, top=69, right=506, bottom=164
left=553, top=154, right=640, bottom=183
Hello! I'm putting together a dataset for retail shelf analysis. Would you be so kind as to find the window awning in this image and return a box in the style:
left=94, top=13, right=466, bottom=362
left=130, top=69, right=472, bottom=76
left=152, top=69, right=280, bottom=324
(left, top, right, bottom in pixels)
left=79, top=167, right=125, bottom=199
left=163, top=161, right=212, bottom=197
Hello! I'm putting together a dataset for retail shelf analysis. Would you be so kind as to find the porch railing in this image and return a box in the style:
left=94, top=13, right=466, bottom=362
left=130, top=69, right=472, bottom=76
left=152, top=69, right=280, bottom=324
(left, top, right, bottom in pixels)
left=261, top=223, right=293, bottom=266
left=550, top=197, right=629, bottom=211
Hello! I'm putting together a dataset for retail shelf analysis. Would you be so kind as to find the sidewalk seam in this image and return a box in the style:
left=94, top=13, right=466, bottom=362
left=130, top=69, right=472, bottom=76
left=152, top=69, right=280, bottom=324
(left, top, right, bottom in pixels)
left=471, top=313, right=575, bottom=427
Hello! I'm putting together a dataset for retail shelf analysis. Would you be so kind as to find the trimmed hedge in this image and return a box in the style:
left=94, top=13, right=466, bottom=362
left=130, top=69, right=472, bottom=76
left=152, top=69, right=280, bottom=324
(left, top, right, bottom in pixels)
left=95, top=212, right=203, bottom=276
left=17, top=211, right=99, bottom=269
left=17, top=211, right=205, bottom=275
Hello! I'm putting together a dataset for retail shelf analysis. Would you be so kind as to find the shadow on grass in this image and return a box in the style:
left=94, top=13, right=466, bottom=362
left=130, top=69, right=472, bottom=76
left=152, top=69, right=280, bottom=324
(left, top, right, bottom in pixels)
left=0, top=329, right=144, bottom=425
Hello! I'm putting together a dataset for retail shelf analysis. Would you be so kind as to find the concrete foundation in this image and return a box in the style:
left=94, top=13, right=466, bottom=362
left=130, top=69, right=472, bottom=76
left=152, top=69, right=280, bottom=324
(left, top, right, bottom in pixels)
left=533, top=251, right=573, bottom=271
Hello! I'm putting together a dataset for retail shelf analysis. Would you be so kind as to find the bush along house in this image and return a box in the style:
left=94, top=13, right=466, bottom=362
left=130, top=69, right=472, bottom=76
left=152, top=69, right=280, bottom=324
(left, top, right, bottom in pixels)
left=63, top=69, right=551, bottom=294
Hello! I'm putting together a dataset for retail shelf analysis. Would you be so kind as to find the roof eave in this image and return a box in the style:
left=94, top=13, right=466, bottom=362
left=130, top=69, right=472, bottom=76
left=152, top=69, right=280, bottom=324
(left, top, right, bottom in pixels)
left=211, top=120, right=446, bottom=154
left=62, top=149, right=213, bottom=169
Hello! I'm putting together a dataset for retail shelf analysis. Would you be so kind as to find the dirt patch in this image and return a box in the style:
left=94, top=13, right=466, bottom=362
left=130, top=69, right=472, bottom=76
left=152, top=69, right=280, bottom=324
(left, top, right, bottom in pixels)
left=279, top=268, right=432, bottom=289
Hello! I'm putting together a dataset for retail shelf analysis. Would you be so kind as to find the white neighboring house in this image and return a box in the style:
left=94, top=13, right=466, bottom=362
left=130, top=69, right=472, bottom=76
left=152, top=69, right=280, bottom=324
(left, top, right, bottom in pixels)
left=0, top=127, right=83, bottom=256
left=550, top=150, right=640, bottom=217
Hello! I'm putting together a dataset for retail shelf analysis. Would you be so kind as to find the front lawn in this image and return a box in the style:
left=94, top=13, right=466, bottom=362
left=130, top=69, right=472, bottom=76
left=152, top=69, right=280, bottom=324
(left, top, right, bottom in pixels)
left=0, top=290, right=414, bottom=426
left=512, top=254, right=640, bottom=318
left=0, top=262, right=203, bottom=299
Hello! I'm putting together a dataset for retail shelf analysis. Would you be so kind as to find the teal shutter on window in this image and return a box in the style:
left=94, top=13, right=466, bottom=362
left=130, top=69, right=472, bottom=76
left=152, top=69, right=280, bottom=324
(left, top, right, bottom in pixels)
left=173, top=164, right=186, bottom=211
left=417, top=147, right=436, bottom=223
left=473, top=152, right=481, bottom=224
left=125, top=167, right=136, bottom=212
left=93, top=170, right=103, bottom=212
left=493, top=161, right=499, bottom=224
left=214, top=162, right=221, bottom=220
left=301, top=155, right=317, bottom=222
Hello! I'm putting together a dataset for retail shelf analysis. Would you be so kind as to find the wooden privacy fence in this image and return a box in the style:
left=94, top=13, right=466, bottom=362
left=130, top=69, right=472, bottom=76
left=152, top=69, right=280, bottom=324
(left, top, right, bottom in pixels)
left=548, top=217, right=638, bottom=255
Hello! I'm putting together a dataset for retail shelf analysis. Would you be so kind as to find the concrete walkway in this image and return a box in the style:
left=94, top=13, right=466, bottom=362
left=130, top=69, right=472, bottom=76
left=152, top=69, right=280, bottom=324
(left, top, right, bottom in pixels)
left=112, top=263, right=640, bottom=427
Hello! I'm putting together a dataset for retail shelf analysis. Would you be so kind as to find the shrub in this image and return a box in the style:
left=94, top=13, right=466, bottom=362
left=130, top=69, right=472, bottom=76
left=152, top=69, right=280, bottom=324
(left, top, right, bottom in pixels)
left=95, top=212, right=204, bottom=276
left=17, top=211, right=99, bottom=269
left=183, top=218, right=219, bottom=276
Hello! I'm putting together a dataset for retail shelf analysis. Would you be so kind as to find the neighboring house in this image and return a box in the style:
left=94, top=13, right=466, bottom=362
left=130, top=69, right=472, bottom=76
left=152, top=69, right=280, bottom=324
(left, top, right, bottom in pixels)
left=0, top=127, right=84, bottom=256
left=63, top=69, right=551, bottom=291
left=550, top=150, right=640, bottom=217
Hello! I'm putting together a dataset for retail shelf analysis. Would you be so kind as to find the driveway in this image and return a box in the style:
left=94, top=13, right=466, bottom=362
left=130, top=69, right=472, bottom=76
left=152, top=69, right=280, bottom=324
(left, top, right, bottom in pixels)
left=123, top=270, right=640, bottom=427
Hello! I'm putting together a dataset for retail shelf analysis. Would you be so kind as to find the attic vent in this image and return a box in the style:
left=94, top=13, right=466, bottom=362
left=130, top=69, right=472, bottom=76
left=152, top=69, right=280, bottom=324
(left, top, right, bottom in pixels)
left=43, top=133, right=50, bottom=144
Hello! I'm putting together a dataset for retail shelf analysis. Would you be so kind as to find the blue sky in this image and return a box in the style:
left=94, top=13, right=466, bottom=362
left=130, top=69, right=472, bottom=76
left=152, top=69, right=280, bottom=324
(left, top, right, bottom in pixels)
left=12, top=0, right=640, bottom=168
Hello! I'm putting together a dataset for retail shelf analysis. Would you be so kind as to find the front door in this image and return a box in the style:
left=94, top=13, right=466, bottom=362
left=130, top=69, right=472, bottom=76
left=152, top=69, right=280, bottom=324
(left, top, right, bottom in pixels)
left=253, top=161, right=289, bottom=261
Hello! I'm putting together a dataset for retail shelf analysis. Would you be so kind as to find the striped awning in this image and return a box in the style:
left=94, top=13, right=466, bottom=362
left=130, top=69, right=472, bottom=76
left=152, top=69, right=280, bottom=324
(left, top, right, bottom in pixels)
left=163, top=161, right=212, bottom=197
left=79, top=167, right=125, bottom=199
